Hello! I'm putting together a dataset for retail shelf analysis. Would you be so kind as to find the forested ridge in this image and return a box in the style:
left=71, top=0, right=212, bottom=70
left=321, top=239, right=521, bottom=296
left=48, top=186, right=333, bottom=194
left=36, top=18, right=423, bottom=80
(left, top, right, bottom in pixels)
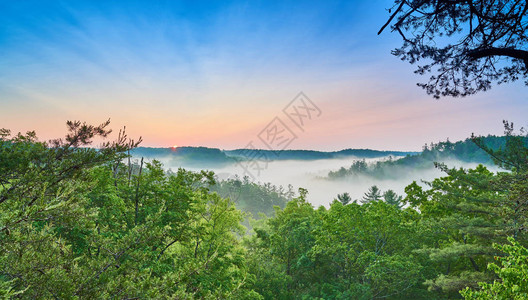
left=130, top=147, right=418, bottom=169
left=327, top=136, right=517, bottom=180
left=1, top=120, right=528, bottom=299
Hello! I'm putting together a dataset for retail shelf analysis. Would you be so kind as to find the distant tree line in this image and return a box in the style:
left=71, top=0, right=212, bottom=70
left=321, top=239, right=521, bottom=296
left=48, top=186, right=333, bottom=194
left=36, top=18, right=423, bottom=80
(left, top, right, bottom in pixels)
left=328, top=135, right=515, bottom=180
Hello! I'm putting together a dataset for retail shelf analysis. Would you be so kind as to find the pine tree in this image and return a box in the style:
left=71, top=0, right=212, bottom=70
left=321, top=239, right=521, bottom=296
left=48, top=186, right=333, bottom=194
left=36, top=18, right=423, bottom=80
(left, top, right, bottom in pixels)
left=337, top=192, right=352, bottom=205
left=362, top=185, right=382, bottom=204
left=383, top=189, right=402, bottom=209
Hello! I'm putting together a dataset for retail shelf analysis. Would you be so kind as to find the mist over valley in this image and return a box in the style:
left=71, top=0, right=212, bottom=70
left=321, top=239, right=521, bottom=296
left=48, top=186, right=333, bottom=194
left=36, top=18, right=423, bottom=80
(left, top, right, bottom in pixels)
left=130, top=136, right=502, bottom=207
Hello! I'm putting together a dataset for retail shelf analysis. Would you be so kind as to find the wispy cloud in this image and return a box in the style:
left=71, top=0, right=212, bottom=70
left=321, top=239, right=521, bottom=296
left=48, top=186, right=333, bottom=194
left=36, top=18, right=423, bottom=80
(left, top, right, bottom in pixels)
left=1, top=0, right=526, bottom=149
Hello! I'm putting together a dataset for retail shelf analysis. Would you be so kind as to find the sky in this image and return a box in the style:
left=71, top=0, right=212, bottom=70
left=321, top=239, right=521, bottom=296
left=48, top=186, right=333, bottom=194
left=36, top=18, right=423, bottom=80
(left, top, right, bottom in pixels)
left=1, top=0, right=527, bottom=151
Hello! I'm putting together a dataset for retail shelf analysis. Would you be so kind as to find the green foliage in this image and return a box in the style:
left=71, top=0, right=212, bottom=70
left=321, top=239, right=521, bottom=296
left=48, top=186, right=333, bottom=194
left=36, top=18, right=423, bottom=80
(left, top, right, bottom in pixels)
left=2, top=120, right=527, bottom=299
left=0, top=121, right=258, bottom=299
left=243, top=190, right=315, bottom=299
left=403, top=164, right=506, bottom=294
left=245, top=194, right=432, bottom=299
left=461, top=237, right=528, bottom=300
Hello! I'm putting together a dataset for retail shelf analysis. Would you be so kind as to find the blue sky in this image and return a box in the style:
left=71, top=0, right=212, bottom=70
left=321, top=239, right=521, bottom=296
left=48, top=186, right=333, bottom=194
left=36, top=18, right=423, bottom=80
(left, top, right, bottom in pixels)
left=1, top=0, right=527, bottom=150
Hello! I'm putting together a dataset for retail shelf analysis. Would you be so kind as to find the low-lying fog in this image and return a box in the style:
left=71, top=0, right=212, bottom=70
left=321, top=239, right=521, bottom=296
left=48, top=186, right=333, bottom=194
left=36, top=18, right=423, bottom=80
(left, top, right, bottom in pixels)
left=142, top=156, right=498, bottom=208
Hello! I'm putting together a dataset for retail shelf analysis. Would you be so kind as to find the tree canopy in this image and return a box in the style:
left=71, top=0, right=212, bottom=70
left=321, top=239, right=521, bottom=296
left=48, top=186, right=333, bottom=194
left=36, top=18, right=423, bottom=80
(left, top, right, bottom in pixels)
left=380, top=0, right=528, bottom=98
left=2, top=120, right=528, bottom=298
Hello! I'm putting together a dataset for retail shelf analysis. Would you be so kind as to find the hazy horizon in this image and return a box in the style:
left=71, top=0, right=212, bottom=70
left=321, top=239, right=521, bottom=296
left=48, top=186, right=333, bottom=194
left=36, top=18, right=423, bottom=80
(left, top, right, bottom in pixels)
left=137, top=144, right=421, bottom=152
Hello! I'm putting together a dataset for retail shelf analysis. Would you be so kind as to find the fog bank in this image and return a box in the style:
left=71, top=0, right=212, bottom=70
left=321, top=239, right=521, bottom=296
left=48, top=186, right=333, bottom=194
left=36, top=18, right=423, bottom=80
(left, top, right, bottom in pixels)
left=135, top=155, right=498, bottom=207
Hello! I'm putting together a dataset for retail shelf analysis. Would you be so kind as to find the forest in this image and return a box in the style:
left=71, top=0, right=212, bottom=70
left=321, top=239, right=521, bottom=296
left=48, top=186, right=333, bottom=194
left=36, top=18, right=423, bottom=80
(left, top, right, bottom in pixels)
left=1, top=120, right=527, bottom=299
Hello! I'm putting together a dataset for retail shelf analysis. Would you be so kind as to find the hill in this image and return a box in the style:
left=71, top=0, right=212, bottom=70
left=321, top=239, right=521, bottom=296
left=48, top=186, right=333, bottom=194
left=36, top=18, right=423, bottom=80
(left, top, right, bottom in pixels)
left=327, top=135, right=514, bottom=180
left=131, top=146, right=418, bottom=169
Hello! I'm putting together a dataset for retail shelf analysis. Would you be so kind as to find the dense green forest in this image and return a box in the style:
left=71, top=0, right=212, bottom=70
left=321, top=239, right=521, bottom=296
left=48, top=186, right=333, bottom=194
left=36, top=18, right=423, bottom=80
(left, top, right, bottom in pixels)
left=327, top=136, right=516, bottom=180
left=1, top=121, right=528, bottom=299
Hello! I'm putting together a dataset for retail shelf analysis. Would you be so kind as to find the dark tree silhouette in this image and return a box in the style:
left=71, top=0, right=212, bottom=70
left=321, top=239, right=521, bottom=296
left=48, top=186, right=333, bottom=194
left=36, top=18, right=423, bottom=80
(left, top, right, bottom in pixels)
left=337, top=192, right=352, bottom=205
left=379, top=0, right=528, bottom=98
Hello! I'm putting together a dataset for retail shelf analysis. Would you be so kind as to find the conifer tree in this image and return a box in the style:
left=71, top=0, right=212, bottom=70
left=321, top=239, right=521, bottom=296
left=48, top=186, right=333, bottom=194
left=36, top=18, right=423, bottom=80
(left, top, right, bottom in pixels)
left=383, top=189, right=402, bottom=209
left=362, top=185, right=382, bottom=204
left=337, top=192, right=352, bottom=205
